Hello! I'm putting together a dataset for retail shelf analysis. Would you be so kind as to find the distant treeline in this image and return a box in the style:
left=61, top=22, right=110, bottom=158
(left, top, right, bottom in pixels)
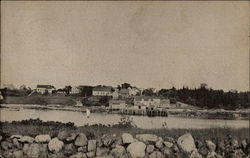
left=157, top=87, right=250, bottom=110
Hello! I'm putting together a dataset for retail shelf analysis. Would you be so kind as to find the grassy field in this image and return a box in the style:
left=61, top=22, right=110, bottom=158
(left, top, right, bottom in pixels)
left=2, top=96, right=79, bottom=105
left=0, top=119, right=249, bottom=144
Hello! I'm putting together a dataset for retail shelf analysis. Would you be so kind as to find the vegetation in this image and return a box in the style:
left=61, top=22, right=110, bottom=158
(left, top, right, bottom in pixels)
left=0, top=119, right=248, bottom=142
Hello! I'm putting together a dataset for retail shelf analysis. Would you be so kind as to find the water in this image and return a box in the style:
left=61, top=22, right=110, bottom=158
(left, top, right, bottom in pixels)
left=0, top=107, right=249, bottom=129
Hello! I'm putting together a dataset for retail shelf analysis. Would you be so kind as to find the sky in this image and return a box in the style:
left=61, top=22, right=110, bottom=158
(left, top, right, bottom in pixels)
left=1, top=1, right=249, bottom=91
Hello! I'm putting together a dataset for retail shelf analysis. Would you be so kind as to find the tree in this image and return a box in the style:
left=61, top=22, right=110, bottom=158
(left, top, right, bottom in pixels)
left=64, top=86, right=72, bottom=95
left=121, top=83, right=131, bottom=89
left=142, top=89, right=154, bottom=96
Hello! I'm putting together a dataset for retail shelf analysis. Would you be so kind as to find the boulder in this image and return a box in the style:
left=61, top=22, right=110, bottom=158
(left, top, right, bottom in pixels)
left=2, top=151, right=13, bottom=158
left=87, top=140, right=97, bottom=152
left=135, top=134, right=158, bottom=144
left=165, top=137, right=175, bottom=143
left=206, top=140, right=216, bottom=152
left=190, top=150, right=202, bottom=158
left=122, top=133, right=134, bottom=144
left=10, top=135, right=23, bottom=139
left=127, top=141, right=146, bottom=158
left=66, top=133, right=77, bottom=142
left=101, top=134, right=115, bottom=147
left=18, top=136, right=34, bottom=143
left=58, top=131, right=69, bottom=141
left=231, top=139, right=239, bottom=149
left=35, top=134, right=51, bottom=143
left=177, top=133, right=197, bottom=154
left=74, top=133, right=88, bottom=147
left=149, top=151, right=164, bottom=158
left=69, top=152, right=87, bottom=158
left=77, top=146, right=87, bottom=152
left=86, top=151, right=95, bottom=158
left=155, top=137, right=164, bottom=149
left=110, top=145, right=127, bottom=158
left=111, top=137, right=122, bottom=149
left=232, top=149, right=246, bottom=158
left=146, top=145, right=155, bottom=154
left=48, top=152, right=66, bottom=158
left=13, top=138, right=22, bottom=149
left=241, top=139, right=248, bottom=149
left=162, top=147, right=173, bottom=157
left=1, top=141, right=12, bottom=150
left=48, top=138, right=64, bottom=153
left=96, top=147, right=109, bottom=157
left=26, top=143, right=40, bottom=158
left=64, top=143, right=76, bottom=156
left=163, top=141, right=173, bottom=148
left=206, top=151, right=223, bottom=158
left=12, top=150, right=23, bottom=158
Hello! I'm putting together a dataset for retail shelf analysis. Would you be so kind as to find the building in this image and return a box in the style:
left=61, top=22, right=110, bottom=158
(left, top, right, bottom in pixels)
left=70, top=86, right=81, bottom=94
left=134, top=96, right=161, bottom=108
left=36, top=85, right=55, bottom=94
left=159, top=99, right=171, bottom=108
left=109, top=99, right=126, bottom=110
left=92, top=86, right=113, bottom=96
left=119, top=88, right=129, bottom=98
left=112, top=90, right=119, bottom=99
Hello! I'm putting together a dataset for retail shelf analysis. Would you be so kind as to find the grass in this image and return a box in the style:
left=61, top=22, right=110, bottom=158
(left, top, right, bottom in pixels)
left=3, top=96, right=78, bottom=106
left=0, top=119, right=249, bottom=144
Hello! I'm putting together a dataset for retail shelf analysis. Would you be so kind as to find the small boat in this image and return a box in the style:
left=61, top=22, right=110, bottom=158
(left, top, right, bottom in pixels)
left=86, top=108, right=91, bottom=118
left=75, top=100, right=83, bottom=107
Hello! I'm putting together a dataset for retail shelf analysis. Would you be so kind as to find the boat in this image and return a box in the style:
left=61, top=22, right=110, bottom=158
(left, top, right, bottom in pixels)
left=75, top=100, right=83, bottom=107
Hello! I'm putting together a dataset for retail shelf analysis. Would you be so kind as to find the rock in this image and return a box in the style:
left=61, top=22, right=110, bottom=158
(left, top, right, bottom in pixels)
left=48, top=137, right=64, bottom=153
left=122, top=133, right=134, bottom=144
left=190, top=150, right=202, bottom=158
left=165, top=137, right=175, bottom=143
left=35, top=134, right=51, bottom=143
left=101, top=135, right=115, bottom=147
left=0, top=135, right=2, bottom=142
left=198, top=146, right=208, bottom=157
left=149, top=151, right=164, bottom=158
left=111, top=137, right=122, bottom=149
left=206, top=151, right=223, bottom=158
left=75, top=133, right=88, bottom=147
left=69, top=152, right=87, bottom=158
left=77, top=146, right=87, bottom=152
left=2, top=151, right=13, bottom=158
left=155, top=137, right=164, bottom=149
left=86, top=151, right=95, bottom=158
left=195, top=140, right=204, bottom=149
left=146, top=145, right=155, bottom=154
left=163, top=141, right=173, bottom=148
left=39, top=144, right=49, bottom=158
left=162, top=147, right=172, bottom=156
left=110, top=145, right=127, bottom=158
left=96, top=147, right=109, bottom=157
left=48, top=152, right=66, bottom=158
left=64, top=143, right=76, bottom=156
left=177, top=133, right=197, bottom=154
left=10, top=135, right=23, bottom=139
left=18, top=136, right=34, bottom=143
left=172, top=144, right=179, bottom=153
left=127, top=141, right=146, bottom=158
left=135, top=134, right=158, bottom=144
left=206, top=140, right=216, bottom=152
left=66, top=133, right=77, bottom=142
left=1, top=141, right=12, bottom=150
left=233, top=149, right=246, bottom=158
left=13, top=138, right=22, bottom=149
left=12, top=150, right=23, bottom=158
left=58, top=131, right=69, bottom=141
left=22, top=144, right=30, bottom=154
left=88, top=140, right=97, bottom=151
left=231, top=139, right=239, bottom=149
left=241, top=139, right=248, bottom=149
left=26, top=143, right=40, bottom=158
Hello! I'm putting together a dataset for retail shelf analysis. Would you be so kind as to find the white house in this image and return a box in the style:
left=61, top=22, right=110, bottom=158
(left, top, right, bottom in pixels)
left=112, top=90, right=119, bottom=99
left=70, top=86, right=81, bottom=94
left=134, top=96, right=161, bottom=108
left=109, top=100, right=126, bottom=110
left=92, top=86, right=113, bottom=96
left=36, top=85, right=55, bottom=94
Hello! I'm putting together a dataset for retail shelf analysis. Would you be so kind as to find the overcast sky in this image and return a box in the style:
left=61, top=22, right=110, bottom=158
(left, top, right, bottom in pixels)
left=1, top=1, right=249, bottom=91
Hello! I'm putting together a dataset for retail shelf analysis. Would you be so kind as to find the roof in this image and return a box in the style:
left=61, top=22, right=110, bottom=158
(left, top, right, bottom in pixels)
left=109, top=100, right=126, bottom=104
left=134, top=96, right=160, bottom=101
left=120, top=89, right=129, bottom=94
left=93, top=86, right=113, bottom=92
left=37, top=85, right=55, bottom=89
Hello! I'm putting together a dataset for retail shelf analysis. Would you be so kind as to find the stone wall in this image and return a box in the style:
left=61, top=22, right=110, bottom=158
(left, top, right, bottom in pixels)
left=0, top=132, right=249, bottom=158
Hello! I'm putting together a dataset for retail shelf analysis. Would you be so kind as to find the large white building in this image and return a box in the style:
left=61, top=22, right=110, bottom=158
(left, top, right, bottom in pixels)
left=36, top=85, right=55, bottom=94
left=92, top=86, right=113, bottom=96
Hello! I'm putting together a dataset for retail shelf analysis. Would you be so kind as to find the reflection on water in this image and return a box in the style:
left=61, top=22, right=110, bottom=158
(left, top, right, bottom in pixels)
left=0, top=108, right=249, bottom=129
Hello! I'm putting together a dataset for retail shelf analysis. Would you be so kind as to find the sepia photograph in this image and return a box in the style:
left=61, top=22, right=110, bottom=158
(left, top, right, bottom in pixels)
left=0, top=1, right=249, bottom=158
